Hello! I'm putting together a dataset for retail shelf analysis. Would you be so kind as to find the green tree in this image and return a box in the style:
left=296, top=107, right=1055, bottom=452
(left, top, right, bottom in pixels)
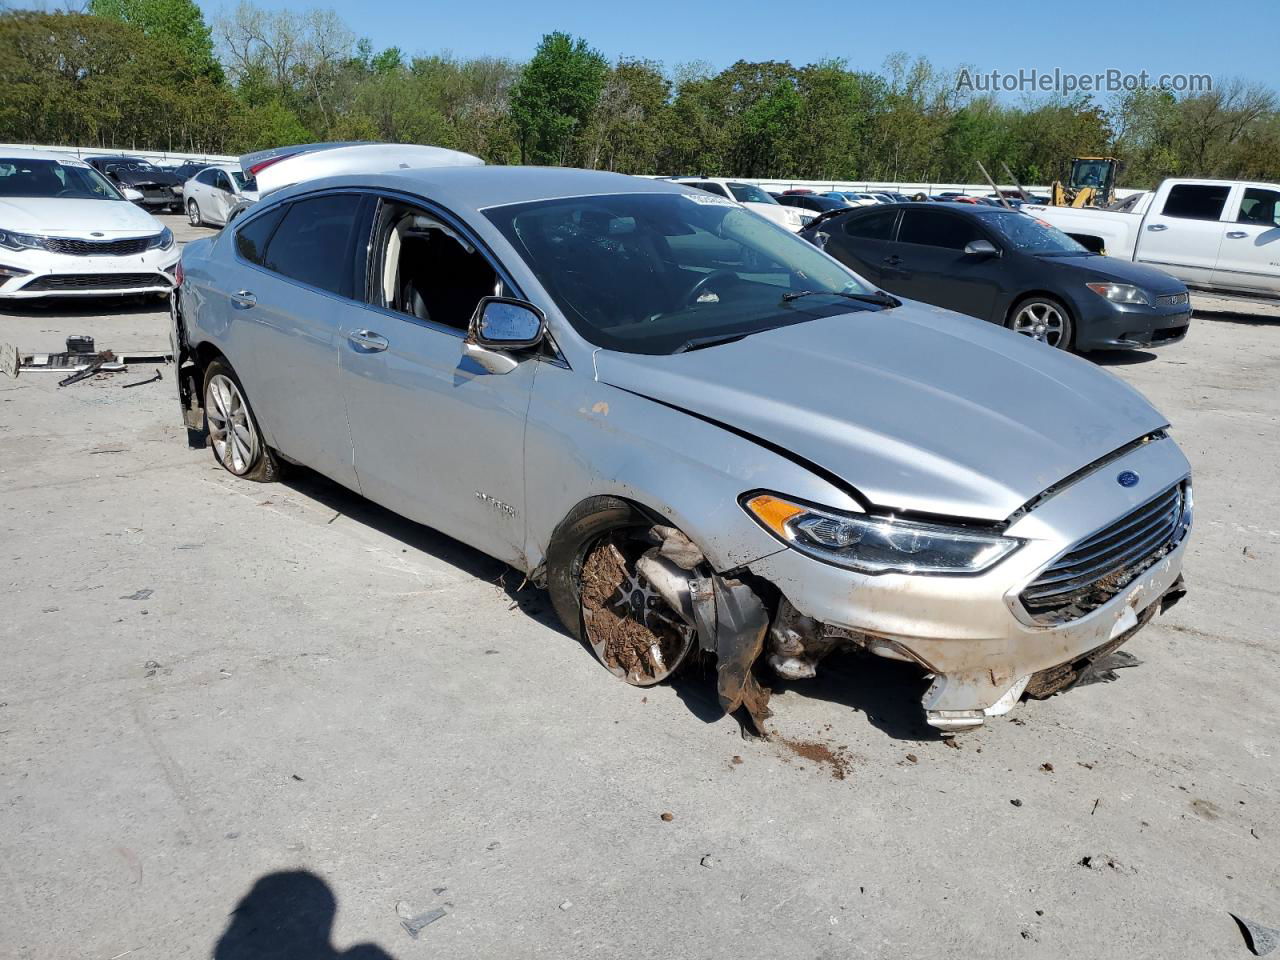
left=88, top=0, right=221, bottom=81
left=510, top=31, right=607, bottom=165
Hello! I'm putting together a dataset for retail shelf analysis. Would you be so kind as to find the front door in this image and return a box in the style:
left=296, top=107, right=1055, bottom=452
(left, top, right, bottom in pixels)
left=1213, top=184, right=1280, bottom=296
left=884, top=207, right=1003, bottom=320
left=337, top=197, right=534, bottom=567
left=1135, top=183, right=1231, bottom=285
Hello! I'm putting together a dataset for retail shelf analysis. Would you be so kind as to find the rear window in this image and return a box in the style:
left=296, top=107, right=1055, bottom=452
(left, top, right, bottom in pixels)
left=1161, top=184, right=1230, bottom=221
left=234, top=205, right=285, bottom=266
left=844, top=208, right=898, bottom=241
left=261, top=194, right=362, bottom=297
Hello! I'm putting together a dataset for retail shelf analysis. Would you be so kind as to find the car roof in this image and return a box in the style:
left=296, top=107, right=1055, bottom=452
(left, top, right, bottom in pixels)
left=273, top=165, right=693, bottom=213
left=0, top=149, right=96, bottom=162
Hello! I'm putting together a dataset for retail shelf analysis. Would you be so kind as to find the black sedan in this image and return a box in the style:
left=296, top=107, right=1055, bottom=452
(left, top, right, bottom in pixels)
left=802, top=203, right=1191, bottom=351
left=83, top=156, right=183, bottom=211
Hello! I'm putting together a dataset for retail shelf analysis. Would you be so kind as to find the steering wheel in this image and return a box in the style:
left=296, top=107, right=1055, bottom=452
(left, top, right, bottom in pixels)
left=682, top=269, right=740, bottom=307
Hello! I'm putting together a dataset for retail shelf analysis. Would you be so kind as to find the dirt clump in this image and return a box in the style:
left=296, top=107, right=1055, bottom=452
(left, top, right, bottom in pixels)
left=779, top=737, right=854, bottom=781
left=580, top=540, right=683, bottom=683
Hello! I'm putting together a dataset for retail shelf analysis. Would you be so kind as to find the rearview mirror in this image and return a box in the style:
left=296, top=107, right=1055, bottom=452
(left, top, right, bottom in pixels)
left=470, top=297, right=545, bottom=349
left=964, top=239, right=1000, bottom=257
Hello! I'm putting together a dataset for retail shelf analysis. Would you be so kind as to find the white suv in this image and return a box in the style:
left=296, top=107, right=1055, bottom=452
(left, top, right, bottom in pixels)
left=671, top=177, right=808, bottom=231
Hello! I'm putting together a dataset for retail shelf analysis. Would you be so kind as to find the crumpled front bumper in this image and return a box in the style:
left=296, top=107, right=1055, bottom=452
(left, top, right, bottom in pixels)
left=745, top=434, right=1192, bottom=729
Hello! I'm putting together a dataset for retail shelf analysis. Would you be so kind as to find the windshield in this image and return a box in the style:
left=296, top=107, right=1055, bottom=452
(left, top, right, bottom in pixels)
left=485, top=191, right=875, bottom=355
left=231, top=171, right=257, bottom=192
left=728, top=182, right=777, bottom=205
left=977, top=211, right=1089, bottom=255
left=0, top=158, right=125, bottom=201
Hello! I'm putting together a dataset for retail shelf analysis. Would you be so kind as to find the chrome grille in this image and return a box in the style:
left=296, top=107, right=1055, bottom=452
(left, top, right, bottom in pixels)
left=44, top=236, right=154, bottom=256
left=1020, top=481, right=1189, bottom=624
left=1155, top=292, right=1189, bottom=307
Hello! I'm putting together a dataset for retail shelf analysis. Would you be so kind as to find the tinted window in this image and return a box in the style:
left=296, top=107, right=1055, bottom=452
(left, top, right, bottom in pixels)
left=196, top=169, right=217, bottom=186
left=1237, top=188, right=1280, bottom=226
left=897, top=209, right=983, bottom=249
left=728, top=182, right=776, bottom=205
left=0, top=158, right=122, bottom=201
left=214, top=171, right=232, bottom=191
left=844, top=208, right=898, bottom=240
left=1161, top=184, right=1230, bottom=221
left=262, top=194, right=362, bottom=297
left=234, top=205, right=286, bottom=266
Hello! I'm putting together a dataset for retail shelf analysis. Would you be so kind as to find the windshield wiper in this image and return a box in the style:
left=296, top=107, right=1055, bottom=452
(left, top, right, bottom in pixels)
left=671, top=332, right=749, bottom=354
left=781, top=289, right=901, bottom=308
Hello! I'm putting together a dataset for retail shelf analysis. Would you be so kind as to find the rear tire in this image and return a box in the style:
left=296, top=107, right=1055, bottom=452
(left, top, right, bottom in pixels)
left=203, top=359, right=279, bottom=482
left=1007, top=295, right=1074, bottom=350
left=187, top=200, right=203, bottom=227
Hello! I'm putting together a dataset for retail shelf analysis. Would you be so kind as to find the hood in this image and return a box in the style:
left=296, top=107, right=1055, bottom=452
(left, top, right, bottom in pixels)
left=593, top=302, right=1167, bottom=522
left=1038, top=253, right=1187, bottom=295
left=113, top=168, right=181, bottom=187
left=0, top=197, right=163, bottom=236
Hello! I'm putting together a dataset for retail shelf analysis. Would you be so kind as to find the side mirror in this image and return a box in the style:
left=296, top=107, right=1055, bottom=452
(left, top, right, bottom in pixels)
left=964, top=239, right=1000, bottom=257
left=470, top=297, right=545, bottom=349
left=463, top=297, right=546, bottom=375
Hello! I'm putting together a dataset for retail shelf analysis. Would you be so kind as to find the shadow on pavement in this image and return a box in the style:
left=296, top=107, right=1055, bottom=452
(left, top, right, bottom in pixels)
left=214, top=871, right=396, bottom=960
left=1082, top=348, right=1158, bottom=366
left=1193, top=307, right=1280, bottom=327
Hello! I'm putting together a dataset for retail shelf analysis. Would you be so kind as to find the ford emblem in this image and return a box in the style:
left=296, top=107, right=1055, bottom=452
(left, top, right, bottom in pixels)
left=1117, top=471, right=1140, bottom=488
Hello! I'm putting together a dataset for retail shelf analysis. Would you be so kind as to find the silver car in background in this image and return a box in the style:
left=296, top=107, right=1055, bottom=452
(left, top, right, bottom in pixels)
left=171, top=162, right=1191, bottom=734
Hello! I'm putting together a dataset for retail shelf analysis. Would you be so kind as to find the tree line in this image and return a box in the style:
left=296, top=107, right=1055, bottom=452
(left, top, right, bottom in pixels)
left=2, top=3, right=1277, bottom=189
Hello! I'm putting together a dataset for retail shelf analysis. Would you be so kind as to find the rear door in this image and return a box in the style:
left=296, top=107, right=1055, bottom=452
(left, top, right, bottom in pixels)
left=883, top=208, right=1003, bottom=319
left=226, top=192, right=368, bottom=489
left=1213, top=184, right=1280, bottom=296
left=820, top=206, right=901, bottom=286
left=1134, top=183, right=1231, bottom=284
left=211, top=170, right=236, bottom=224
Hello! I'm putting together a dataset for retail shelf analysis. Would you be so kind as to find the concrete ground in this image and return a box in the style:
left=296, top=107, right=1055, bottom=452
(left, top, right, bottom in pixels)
left=1, top=216, right=1277, bottom=959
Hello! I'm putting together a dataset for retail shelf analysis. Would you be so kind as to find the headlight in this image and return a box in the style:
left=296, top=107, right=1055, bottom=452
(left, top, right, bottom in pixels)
left=1086, top=282, right=1150, bottom=305
left=0, top=230, right=47, bottom=251
left=743, top=493, right=1022, bottom=575
left=148, top=227, right=174, bottom=251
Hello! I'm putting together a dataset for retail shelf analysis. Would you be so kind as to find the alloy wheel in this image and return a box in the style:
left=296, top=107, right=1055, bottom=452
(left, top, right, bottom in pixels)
left=1011, top=301, right=1066, bottom=347
left=205, top=373, right=258, bottom=475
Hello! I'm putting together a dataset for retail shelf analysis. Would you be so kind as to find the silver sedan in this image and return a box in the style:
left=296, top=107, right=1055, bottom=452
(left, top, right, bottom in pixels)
left=171, top=165, right=1191, bottom=734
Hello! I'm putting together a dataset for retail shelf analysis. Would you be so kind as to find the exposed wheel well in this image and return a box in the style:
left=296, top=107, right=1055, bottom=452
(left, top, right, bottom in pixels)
left=1067, top=232, right=1106, bottom=254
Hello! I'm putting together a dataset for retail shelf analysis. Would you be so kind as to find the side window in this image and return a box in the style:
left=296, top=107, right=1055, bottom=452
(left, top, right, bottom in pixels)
left=213, top=172, right=229, bottom=191
left=1161, top=184, right=1230, bottom=221
left=261, top=194, right=362, bottom=297
left=897, top=209, right=982, bottom=249
left=1237, top=188, right=1280, bottom=226
left=196, top=169, right=215, bottom=186
left=844, top=208, right=898, bottom=241
left=234, top=205, right=286, bottom=266
left=374, top=203, right=500, bottom=331
left=692, top=182, right=729, bottom=198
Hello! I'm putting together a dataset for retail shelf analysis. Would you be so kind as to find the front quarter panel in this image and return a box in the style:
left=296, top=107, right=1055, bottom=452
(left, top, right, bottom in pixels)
left=522, top=360, right=862, bottom=573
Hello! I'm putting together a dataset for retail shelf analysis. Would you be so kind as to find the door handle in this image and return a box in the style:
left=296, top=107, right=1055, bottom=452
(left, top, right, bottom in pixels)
left=231, top=290, right=256, bottom=309
left=347, top=329, right=389, bottom=352
left=1147, top=223, right=1168, bottom=232
left=883, top=255, right=903, bottom=265
left=1225, top=230, right=1248, bottom=239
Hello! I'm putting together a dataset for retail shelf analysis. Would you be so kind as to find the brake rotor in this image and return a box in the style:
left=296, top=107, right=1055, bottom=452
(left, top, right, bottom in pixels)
left=579, top=537, right=695, bottom=686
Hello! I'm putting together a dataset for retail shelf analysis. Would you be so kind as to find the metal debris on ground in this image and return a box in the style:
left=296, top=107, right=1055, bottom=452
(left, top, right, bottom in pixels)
left=120, top=589, right=154, bottom=600
left=400, top=907, right=448, bottom=939
left=1231, top=914, right=1280, bottom=957
left=121, top=369, right=163, bottom=389
left=699, top=855, right=717, bottom=868
left=0, top=342, right=18, bottom=379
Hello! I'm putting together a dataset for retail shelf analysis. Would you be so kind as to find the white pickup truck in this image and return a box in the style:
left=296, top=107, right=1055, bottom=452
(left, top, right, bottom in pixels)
left=1029, top=178, right=1280, bottom=300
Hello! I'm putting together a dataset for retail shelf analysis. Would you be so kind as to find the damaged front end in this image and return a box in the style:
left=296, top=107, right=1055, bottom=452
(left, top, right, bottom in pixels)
left=579, top=524, right=774, bottom=735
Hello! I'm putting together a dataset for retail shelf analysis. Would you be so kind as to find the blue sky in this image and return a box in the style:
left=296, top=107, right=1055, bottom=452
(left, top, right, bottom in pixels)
left=202, top=0, right=1277, bottom=94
